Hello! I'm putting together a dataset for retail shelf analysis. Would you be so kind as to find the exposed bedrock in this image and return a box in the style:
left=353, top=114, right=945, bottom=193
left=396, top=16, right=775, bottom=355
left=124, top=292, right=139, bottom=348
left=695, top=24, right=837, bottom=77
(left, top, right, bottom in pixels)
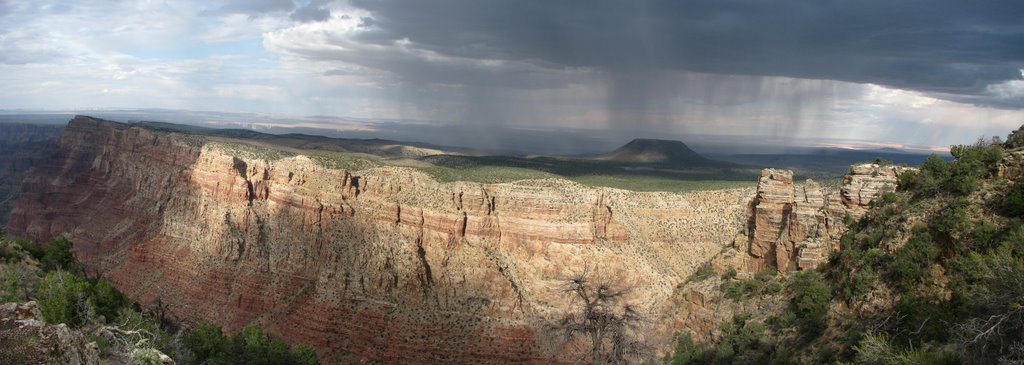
left=745, top=164, right=914, bottom=271
left=9, top=116, right=749, bottom=363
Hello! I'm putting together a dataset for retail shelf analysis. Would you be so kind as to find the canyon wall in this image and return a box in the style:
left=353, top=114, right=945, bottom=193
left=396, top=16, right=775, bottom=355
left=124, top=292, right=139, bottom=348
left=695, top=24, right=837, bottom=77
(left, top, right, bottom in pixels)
left=666, top=164, right=914, bottom=341
left=8, top=116, right=749, bottom=363
left=745, top=164, right=913, bottom=271
left=0, top=123, right=63, bottom=223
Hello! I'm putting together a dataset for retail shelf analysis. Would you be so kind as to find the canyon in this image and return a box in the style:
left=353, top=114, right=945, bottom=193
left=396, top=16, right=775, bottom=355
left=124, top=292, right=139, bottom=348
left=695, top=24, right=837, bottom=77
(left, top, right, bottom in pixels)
left=4, top=116, right=914, bottom=363
left=8, top=116, right=749, bottom=363
left=0, top=123, right=62, bottom=222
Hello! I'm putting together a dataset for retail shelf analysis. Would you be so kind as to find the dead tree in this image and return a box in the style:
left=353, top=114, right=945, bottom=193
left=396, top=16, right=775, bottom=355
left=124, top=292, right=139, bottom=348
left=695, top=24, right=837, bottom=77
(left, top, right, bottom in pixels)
left=552, top=266, right=647, bottom=365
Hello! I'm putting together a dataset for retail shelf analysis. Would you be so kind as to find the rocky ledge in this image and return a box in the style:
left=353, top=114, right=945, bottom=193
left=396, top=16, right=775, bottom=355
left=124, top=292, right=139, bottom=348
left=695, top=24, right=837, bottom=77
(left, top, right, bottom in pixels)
left=8, top=116, right=750, bottom=363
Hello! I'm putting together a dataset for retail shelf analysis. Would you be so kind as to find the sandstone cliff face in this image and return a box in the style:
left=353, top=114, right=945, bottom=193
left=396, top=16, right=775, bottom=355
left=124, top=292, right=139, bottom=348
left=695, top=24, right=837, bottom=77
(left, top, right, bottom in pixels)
left=9, top=116, right=749, bottom=363
left=745, top=164, right=913, bottom=271
left=0, top=123, right=62, bottom=223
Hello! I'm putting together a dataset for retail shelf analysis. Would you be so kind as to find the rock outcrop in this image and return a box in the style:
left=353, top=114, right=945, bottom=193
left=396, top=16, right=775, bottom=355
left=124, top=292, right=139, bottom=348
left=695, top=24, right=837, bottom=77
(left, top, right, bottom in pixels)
left=0, top=301, right=100, bottom=365
left=745, top=164, right=913, bottom=271
left=998, top=148, right=1024, bottom=180
left=8, top=116, right=750, bottom=363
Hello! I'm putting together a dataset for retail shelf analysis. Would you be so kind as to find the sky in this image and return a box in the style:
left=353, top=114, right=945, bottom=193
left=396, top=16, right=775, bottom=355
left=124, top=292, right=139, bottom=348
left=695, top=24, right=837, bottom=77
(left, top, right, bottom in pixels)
left=1, top=0, right=1023, bottom=151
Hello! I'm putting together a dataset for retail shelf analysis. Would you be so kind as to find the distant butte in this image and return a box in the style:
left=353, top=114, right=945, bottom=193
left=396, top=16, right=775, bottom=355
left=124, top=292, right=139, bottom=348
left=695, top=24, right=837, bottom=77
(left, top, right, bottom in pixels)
left=600, top=138, right=714, bottom=166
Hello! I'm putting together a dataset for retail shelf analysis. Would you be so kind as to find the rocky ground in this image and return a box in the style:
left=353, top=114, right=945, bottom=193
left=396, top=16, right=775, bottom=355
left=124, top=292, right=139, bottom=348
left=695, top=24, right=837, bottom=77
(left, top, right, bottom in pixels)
left=0, top=301, right=99, bottom=365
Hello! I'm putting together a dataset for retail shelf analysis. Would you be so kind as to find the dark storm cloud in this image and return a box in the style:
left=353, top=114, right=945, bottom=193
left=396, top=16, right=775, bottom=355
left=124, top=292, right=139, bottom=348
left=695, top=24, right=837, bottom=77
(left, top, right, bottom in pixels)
left=348, top=0, right=1024, bottom=106
left=291, top=0, right=331, bottom=22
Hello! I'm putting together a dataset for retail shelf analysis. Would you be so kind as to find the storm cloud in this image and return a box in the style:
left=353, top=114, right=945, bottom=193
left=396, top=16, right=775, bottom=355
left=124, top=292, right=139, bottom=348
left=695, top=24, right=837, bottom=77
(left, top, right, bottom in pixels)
left=0, top=0, right=1022, bottom=150
left=340, top=0, right=1024, bottom=106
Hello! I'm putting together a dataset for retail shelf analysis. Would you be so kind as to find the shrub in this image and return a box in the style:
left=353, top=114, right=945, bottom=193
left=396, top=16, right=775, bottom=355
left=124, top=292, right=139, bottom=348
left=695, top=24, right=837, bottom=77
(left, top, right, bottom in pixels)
left=37, top=271, right=92, bottom=326
left=0, top=272, right=20, bottom=302
left=41, top=236, right=76, bottom=272
left=897, top=170, right=919, bottom=191
left=788, top=271, right=831, bottom=337
left=90, top=277, right=127, bottom=322
left=918, top=154, right=949, bottom=196
left=846, top=266, right=877, bottom=301
left=0, top=240, right=23, bottom=263
left=668, top=332, right=704, bottom=365
left=854, top=332, right=963, bottom=365
left=133, top=348, right=164, bottom=365
left=891, top=230, right=938, bottom=290
left=720, top=270, right=781, bottom=300
left=712, top=315, right=775, bottom=364
left=932, top=199, right=970, bottom=254
left=184, top=323, right=319, bottom=365
left=183, top=323, right=227, bottom=361
left=721, top=267, right=738, bottom=280
left=1005, top=179, right=1024, bottom=217
left=687, top=262, right=715, bottom=283
left=14, top=239, right=45, bottom=262
left=880, top=192, right=899, bottom=206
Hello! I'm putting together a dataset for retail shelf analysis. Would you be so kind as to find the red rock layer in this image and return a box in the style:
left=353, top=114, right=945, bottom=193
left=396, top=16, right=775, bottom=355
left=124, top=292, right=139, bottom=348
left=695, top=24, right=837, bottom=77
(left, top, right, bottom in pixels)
left=9, top=116, right=747, bottom=363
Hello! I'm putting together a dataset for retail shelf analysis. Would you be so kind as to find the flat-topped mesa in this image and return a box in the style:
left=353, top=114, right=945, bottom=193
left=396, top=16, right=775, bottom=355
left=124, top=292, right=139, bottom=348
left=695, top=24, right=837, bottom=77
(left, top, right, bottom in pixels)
left=8, top=116, right=749, bottom=364
left=746, top=163, right=916, bottom=271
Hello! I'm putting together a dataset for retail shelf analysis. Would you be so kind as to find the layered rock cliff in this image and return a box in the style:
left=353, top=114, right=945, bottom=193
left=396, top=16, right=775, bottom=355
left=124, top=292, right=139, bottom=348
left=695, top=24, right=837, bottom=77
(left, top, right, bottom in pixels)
left=665, top=163, right=915, bottom=343
left=9, top=116, right=749, bottom=363
left=0, top=123, right=62, bottom=223
left=745, top=164, right=914, bottom=271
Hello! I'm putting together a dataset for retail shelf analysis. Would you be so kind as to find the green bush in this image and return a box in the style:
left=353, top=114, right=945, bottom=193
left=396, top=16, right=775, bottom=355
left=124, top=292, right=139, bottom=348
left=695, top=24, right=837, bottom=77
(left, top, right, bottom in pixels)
left=13, top=236, right=78, bottom=272
left=897, top=170, right=919, bottom=191
left=184, top=323, right=227, bottom=360
left=788, top=271, right=831, bottom=337
left=917, top=154, right=949, bottom=196
left=38, top=271, right=91, bottom=326
left=41, top=236, right=76, bottom=272
left=134, top=348, right=164, bottom=365
left=687, top=262, right=715, bottom=283
left=0, top=239, right=23, bottom=263
left=1, top=272, right=20, bottom=302
left=891, top=230, right=938, bottom=290
left=668, top=332, right=704, bottom=365
left=90, top=277, right=127, bottom=322
left=14, top=239, right=45, bottom=262
left=844, top=266, right=877, bottom=302
left=720, top=270, right=781, bottom=300
left=720, top=267, right=738, bottom=280
left=854, top=332, right=963, bottom=365
left=1005, top=179, right=1024, bottom=217
left=37, top=269, right=133, bottom=327
left=905, top=144, right=1002, bottom=197
left=184, top=323, right=319, bottom=365
left=880, top=192, right=899, bottom=206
